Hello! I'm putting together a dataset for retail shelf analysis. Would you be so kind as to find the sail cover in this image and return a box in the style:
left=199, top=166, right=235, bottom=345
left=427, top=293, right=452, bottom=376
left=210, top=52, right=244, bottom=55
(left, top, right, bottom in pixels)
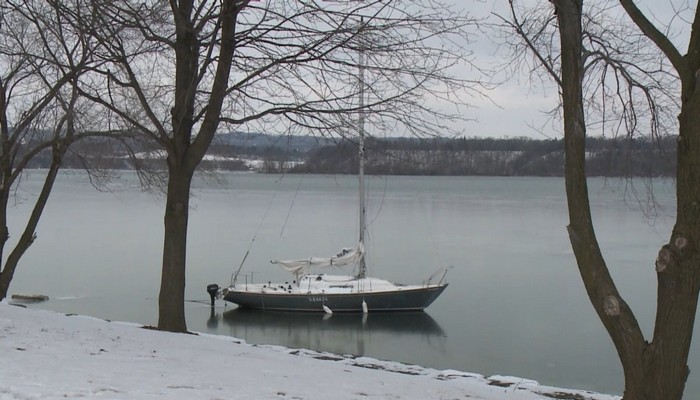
left=271, top=245, right=364, bottom=275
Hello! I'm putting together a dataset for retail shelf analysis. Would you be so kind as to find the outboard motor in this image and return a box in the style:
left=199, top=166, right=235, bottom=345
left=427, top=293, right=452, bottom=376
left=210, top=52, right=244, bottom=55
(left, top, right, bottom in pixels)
left=206, top=284, right=220, bottom=307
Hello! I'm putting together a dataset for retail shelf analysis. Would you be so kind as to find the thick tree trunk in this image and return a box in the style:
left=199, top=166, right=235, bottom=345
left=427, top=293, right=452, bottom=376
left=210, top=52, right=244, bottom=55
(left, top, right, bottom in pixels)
left=155, top=0, right=241, bottom=332
left=157, top=164, right=193, bottom=332
left=630, top=86, right=700, bottom=400
left=554, top=1, right=700, bottom=399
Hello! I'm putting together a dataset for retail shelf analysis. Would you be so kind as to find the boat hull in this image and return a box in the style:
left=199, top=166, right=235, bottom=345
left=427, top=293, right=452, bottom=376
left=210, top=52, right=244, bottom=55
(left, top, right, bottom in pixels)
left=223, top=284, right=448, bottom=312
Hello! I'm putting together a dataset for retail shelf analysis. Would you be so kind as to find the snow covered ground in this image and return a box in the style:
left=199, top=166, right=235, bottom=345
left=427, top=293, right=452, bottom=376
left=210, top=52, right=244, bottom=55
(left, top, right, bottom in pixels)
left=0, top=301, right=619, bottom=400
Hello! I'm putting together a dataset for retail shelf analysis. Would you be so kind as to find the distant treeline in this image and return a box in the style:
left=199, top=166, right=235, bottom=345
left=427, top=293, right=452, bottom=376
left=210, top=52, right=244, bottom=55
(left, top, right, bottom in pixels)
left=288, top=136, right=677, bottom=177
left=25, top=134, right=677, bottom=177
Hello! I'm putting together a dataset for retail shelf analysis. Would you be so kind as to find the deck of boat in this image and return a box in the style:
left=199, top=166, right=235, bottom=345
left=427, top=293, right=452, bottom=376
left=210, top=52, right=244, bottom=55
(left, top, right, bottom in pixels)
left=223, top=276, right=447, bottom=312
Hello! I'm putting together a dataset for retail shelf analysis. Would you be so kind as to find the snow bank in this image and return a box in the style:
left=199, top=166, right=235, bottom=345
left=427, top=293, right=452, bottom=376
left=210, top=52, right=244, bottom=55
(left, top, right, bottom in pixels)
left=0, top=301, right=619, bottom=400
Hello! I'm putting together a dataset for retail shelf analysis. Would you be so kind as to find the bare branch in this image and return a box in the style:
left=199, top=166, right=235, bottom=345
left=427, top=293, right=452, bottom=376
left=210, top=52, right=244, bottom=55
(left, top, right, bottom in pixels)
left=618, top=0, right=690, bottom=80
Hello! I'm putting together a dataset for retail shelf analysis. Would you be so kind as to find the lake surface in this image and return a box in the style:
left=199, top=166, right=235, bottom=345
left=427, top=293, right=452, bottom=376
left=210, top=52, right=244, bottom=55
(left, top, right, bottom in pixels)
left=7, top=171, right=697, bottom=398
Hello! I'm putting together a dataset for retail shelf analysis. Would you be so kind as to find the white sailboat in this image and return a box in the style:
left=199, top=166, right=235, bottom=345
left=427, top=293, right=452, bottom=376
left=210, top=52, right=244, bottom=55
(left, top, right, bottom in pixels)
left=220, top=24, right=449, bottom=313
left=221, top=245, right=449, bottom=312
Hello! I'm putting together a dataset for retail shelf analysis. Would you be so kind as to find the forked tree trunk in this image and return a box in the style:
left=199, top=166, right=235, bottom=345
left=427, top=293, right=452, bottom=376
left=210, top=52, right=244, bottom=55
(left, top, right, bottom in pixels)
left=155, top=0, right=240, bottom=333
left=554, top=1, right=700, bottom=399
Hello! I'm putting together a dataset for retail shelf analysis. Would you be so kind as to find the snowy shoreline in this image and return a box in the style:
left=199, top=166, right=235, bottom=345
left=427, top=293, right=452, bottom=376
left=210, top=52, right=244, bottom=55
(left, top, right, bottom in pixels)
left=0, top=301, right=619, bottom=400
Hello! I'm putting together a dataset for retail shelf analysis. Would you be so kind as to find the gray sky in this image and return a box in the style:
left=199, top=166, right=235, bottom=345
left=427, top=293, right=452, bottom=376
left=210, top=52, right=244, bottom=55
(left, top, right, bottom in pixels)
left=454, top=0, right=692, bottom=139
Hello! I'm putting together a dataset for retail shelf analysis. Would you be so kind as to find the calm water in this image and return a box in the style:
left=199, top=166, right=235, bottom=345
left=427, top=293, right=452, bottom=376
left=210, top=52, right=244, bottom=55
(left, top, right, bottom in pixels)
left=7, top=171, right=697, bottom=398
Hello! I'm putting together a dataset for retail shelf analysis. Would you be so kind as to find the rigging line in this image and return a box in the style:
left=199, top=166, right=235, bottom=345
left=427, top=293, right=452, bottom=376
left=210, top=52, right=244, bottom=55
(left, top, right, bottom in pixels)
left=362, top=176, right=388, bottom=272
left=232, top=174, right=285, bottom=284
left=279, top=174, right=304, bottom=237
left=366, top=175, right=388, bottom=229
left=419, top=195, right=445, bottom=267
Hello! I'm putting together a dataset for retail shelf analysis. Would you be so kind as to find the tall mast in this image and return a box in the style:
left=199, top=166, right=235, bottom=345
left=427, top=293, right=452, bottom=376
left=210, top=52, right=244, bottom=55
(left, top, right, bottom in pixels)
left=357, top=17, right=367, bottom=279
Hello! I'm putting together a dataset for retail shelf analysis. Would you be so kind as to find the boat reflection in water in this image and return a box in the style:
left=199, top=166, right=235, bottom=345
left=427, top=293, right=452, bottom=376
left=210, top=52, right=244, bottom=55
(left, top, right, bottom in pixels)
left=208, top=307, right=447, bottom=365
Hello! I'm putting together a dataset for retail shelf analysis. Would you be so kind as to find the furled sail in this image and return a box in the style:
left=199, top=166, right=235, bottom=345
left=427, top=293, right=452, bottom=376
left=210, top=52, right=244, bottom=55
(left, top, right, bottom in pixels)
left=271, top=245, right=364, bottom=275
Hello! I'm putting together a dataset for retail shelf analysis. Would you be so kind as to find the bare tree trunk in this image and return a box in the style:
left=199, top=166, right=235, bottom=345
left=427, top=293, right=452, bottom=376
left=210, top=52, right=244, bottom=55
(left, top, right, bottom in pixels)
left=0, top=149, right=66, bottom=300
left=0, top=1, right=96, bottom=302
left=0, top=190, right=8, bottom=284
left=638, top=80, right=700, bottom=400
left=556, top=0, right=646, bottom=378
left=155, top=0, right=241, bottom=332
left=554, top=1, right=700, bottom=398
left=157, top=163, right=193, bottom=333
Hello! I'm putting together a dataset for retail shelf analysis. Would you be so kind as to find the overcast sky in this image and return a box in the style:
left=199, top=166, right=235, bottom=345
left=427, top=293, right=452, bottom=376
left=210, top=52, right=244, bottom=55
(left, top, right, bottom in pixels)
left=452, top=0, right=692, bottom=140
left=457, top=1, right=560, bottom=140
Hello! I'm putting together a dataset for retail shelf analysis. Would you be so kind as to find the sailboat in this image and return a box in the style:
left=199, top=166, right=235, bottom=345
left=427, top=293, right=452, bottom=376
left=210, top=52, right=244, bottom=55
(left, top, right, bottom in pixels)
left=220, top=243, right=449, bottom=312
left=220, top=142, right=449, bottom=316
left=220, top=30, right=449, bottom=313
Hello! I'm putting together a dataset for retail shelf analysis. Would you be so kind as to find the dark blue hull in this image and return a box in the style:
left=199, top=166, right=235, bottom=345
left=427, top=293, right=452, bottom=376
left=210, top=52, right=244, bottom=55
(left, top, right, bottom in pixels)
left=223, top=284, right=448, bottom=312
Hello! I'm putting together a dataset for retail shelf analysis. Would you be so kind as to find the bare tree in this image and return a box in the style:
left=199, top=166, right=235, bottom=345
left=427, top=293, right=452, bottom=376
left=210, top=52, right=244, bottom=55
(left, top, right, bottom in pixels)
left=0, top=0, right=105, bottom=300
left=501, top=0, right=699, bottom=398
left=74, top=0, right=480, bottom=332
